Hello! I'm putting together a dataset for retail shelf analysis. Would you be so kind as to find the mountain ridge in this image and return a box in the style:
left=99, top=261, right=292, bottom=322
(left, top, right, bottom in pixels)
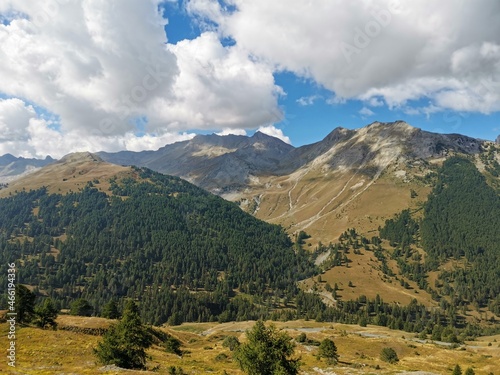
left=97, top=121, right=486, bottom=193
left=3, top=121, right=497, bottom=243
left=0, top=121, right=490, bottom=188
left=0, top=153, right=55, bottom=183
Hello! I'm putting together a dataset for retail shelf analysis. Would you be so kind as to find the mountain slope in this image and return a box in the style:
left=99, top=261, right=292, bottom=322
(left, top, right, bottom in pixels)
left=0, top=153, right=54, bottom=184
left=0, top=152, right=128, bottom=197
left=98, top=131, right=294, bottom=192
left=234, top=121, right=487, bottom=244
left=98, top=121, right=490, bottom=245
left=0, top=154, right=316, bottom=325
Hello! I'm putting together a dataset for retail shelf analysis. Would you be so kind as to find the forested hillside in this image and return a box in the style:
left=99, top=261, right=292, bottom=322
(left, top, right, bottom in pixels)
left=380, top=156, right=500, bottom=317
left=0, top=167, right=317, bottom=325
left=421, top=157, right=500, bottom=314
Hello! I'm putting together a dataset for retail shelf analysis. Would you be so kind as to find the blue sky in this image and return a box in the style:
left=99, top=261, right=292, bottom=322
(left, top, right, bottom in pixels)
left=272, top=72, right=500, bottom=146
left=0, top=0, right=499, bottom=157
left=160, top=1, right=500, bottom=146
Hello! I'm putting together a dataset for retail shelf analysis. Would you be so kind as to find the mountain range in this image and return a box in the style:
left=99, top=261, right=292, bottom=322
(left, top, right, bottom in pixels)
left=97, top=121, right=483, bottom=193
left=2, top=121, right=498, bottom=246
left=0, top=154, right=54, bottom=184
left=1, top=120, right=499, bottom=331
left=96, top=120, right=491, bottom=244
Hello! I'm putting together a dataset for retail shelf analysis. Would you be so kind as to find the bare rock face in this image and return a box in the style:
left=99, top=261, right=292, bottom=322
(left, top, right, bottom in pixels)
left=97, top=121, right=486, bottom=193
left=496, top=134, right=500, bottom=144
left=99, top=132, right=294, bottom=193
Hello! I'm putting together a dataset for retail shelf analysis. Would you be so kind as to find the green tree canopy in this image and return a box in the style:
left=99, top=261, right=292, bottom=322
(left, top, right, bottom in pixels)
left=101, top=299, right=120, bottom=319
left=34, top=298, right=58, bottom=329
left=380, top=347, right=399, bottom=364
left=222, top=335, right=240, bottom=351
left=452, top=364, right=462, bottom=375
left=318, top=338, right=339, bottom=364
left=16, top=284, right=35, bottom=324
left=234, top=320, right=301, bottom=375
left=70, top=298, right=93, bottom=317
left=94, top=300, right=153, bottom=369
left=164, top=334, right=182, bottom=356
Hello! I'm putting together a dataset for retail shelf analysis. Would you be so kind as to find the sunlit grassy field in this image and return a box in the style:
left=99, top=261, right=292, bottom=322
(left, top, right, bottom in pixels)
left=1, top=315, right=498, bottom=374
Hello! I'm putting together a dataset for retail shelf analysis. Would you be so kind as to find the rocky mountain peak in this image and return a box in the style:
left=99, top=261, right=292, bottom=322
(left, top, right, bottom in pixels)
left=322, top=126, right=356, bottom=144
left=0, top=153, right=55, bottom=184
left=0, top=153, right=18, bottom=163
left=361, top=120, right=418, bottom=137
left=496, top=134, right=500, bottom=144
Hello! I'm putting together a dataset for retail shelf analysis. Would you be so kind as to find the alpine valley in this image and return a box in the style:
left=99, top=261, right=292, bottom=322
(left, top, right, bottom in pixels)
left=1, top=121, right=500, bottom=374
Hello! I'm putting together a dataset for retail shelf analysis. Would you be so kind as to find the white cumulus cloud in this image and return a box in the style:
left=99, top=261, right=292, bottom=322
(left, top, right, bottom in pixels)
left=216, top=128, right=247, bottom=136
left=0, top=0, right=282, bottom=157
left=359, top=107, right=375, bottom=118
left=257, top=125, right=291, bottom=144
left=189, top=0, right=500, bottom=114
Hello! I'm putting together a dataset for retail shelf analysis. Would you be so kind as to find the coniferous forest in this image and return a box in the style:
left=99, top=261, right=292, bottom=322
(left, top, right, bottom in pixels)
left=380, top=156, right=500, bottom=317
left=1, top=158, right=499, bottom=339
left=0, top=168, right=316, bottom=325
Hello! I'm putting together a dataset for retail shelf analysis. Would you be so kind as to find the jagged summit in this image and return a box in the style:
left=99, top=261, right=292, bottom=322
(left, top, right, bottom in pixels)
left=365, top=120, right=417, bottom=130
left=0, top=153, right=55, bottom=184
left=96, top=121, right=487, bottom=193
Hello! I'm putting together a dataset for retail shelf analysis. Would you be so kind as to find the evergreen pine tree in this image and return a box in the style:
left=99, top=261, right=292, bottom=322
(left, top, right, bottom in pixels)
left=16, top=284, right=35, bottom=324
left=101, top=299, right=121, bottom=319
left=318, top=338, right=339, bottom=364
left=70, top=298, right=93, bottom=316
left=452, top=364, right=462, bottom=375
left=234, top=320, right=300, bottom=375
left=94, top=300, right=152, bottom=369
left=33, top=298, right=58, bottom=329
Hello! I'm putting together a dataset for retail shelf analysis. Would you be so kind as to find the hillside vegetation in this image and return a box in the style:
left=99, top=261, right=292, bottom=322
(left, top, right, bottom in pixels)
left=0, top=167, right=316, bottom=325
left=1, top=316, right=498, bottom=375
left=379, top=156, right=500, bottom=320
left=302, top=156, right=500, bottom=341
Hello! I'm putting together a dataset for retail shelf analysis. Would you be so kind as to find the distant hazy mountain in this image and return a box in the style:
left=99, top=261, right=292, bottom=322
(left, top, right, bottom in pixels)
left=0, top=154, right=54, bottom=183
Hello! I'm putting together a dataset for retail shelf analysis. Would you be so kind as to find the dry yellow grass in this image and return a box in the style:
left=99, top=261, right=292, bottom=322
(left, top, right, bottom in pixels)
left=0, top=153, right=130, bottom=198
left=1, top=317, right=498, bottom=375
left=241, top=163, right=431, bottom=248
left=301, top=249, right=436, bottom=307
left=231, top=161, right=441, bottom=309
